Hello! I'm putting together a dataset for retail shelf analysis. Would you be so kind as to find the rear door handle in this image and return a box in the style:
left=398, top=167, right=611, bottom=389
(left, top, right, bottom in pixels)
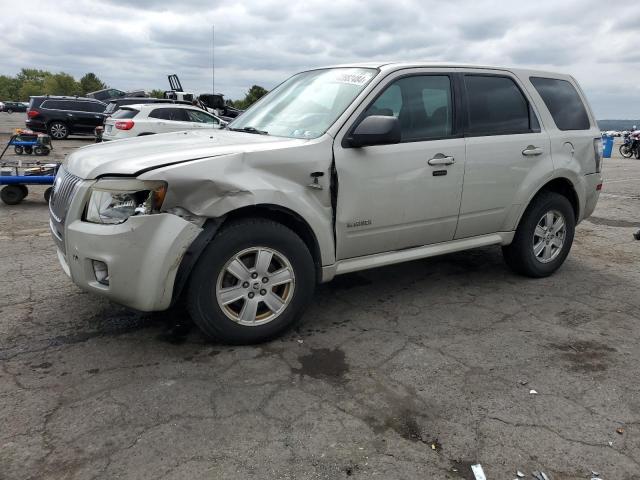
left=522, top=146, right=543, bottom=156
left=427, top=155, right=455, bottom=166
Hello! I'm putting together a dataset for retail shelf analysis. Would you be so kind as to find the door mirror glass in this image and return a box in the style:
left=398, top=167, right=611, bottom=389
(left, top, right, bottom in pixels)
left=347, top=115, right=401, bottom=148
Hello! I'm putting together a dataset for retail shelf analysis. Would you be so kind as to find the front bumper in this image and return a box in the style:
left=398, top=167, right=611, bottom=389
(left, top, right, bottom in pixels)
left=52, top=183, right=202, bottom=311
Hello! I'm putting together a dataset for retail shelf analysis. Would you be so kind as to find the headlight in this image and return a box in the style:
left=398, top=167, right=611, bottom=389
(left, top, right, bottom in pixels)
left=85, top=179, right=167, bottom=225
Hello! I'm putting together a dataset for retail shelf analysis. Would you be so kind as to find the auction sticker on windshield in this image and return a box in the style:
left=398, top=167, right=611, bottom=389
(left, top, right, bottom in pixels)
left=334, top=70, right=374, bottom=86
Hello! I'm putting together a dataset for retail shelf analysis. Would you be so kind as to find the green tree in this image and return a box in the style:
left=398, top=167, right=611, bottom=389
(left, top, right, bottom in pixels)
left=0, top=75, right=20, bottom=100
left=79, top=73, right=107, bottom=94
left=231, top=85, right=268, bottom=109
left=149, top=89, right=166, bottom=99
left=43, top=72, right=80, bottom=96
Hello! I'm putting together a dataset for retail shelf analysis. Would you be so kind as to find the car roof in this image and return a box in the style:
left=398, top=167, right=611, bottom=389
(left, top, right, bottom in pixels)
left=312, top=62, right=573, bottom=80
left=33, top=95, right=106, bottom=103
left=124, top=103, right=206, bottom=110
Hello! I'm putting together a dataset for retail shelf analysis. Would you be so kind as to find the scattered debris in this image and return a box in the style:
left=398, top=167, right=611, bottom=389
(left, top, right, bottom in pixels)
left=516, top=471, right=525, bottom=478
left=633, top=230, right=640, bottom=241
left=297, top=339, right=304, bottom=344
left=529, top=389, right=538, bottom=395
left=471, top=463, right=487, bottom=480
left=520, top=380, right=529, bottom=386
left=616, top=427, right=624, bottom=434
left=430, top=438, right=442, bottom=452
left=608, top=441, right=613, bottom=447
left=532, top=471, right=550, bottom=480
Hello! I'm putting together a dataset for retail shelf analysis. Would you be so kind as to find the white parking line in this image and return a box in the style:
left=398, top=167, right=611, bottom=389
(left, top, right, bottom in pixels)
left=602, top=177, right=640, bottom=184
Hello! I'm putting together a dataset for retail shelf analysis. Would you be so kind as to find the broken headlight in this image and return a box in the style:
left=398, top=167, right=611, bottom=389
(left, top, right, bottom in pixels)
left=85, top=179, right=167, bottom=225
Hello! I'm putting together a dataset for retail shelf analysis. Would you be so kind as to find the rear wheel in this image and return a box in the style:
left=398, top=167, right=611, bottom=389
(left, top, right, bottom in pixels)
left=48, top=121, right=69, bottom=140
left=34, top=146, right=45, bottom=155
left=44, top=187, right=52, bottom=203
left=1, top=185, right=26, bottom=205
left=14, top=146, right=23, bottom=155
left=24, top=147, right=33, bottom=155
left=187, top=219, right=315, bottom=344
left=620, top=144, right=633, bottom=158
left=502, top=192, right=575, bottom=277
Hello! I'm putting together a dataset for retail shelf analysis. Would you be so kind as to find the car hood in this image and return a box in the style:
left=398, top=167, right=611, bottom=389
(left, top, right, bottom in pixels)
left=65, top=130, right=310, bottom=179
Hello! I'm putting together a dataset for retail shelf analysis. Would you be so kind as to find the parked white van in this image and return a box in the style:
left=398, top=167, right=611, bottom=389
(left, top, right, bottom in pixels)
left=50, top=63, right=603, bottom=344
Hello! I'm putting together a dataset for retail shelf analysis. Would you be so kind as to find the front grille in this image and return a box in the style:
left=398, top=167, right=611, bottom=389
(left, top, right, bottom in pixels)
left=49, top=167, right=82, bottom=224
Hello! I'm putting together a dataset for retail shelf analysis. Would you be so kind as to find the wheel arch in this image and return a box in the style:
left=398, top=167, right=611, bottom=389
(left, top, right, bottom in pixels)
left=517, top=176, right=580, bottom=228
left=171, top=203, right=323, bottom=305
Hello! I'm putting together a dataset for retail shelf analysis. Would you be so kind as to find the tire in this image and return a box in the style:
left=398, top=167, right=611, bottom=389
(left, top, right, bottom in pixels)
left=1, top=185, right=26, bottom=205
left=44, top=187, right=52, bottom=203
left=502, top=192, right=575, bottom=278
left=7, top=109, right=12, bottom=114
left=24, top=147, right=33, bottom=155
left=620, top=144, right=633, bottom=158
left=48, top=121, right=69, bottom=140
left=635, top=147, right=640, bottom=160
left=187, top=219, right=316, bottom=344
left=34, top=146, right=44, bottom=155
left=18, top=185, right=28, bottom=198
left=14, top=146, right=23, bottom=155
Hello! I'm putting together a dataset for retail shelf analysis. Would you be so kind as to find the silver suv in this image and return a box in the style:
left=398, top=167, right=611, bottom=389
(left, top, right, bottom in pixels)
left=49, top=63, right=603, bottom=344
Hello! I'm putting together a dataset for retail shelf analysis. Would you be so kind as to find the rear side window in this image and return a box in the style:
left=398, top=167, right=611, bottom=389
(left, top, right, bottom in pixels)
left=86, top=102, right=106, bottom=113
left=530, top=77, right=591, bottom=130
left=111, top=109, right=138, bottom=119
left=464, top=75, right=538, bottom=136
left=149, top=108, right=172, bottom=120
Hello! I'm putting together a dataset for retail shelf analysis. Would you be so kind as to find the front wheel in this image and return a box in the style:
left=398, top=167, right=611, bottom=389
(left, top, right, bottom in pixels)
left=620, top=144, right=633, bottom=158
left=187, top=219, right=316, bottom=344
left=502, top=192, right=575, bottom=278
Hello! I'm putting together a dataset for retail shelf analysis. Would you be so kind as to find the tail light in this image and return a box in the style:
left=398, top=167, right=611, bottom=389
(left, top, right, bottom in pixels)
left=27, top=109, right=39, bottom=119
left=593, top=138, right=603, bottom=173
left=115, top=120, right=134, bottom=130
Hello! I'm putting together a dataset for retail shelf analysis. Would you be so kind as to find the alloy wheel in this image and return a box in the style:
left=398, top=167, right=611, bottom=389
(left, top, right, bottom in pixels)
left=215, top=247, right=295, bottom=326
left=532, top=210, right=566, bottom=263
left=50, top=123, right=67, bottom=139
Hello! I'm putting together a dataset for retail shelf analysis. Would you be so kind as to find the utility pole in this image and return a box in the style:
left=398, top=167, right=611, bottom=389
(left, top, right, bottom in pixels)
left=211, top=24, right=216, bottom=95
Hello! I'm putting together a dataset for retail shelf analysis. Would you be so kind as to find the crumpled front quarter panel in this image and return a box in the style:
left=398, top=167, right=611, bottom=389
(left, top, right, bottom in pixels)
left=139, top=138, right=336, bottom=266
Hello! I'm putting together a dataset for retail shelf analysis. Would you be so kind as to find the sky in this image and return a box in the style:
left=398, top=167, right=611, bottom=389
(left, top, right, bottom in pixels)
left=0, top=0, right=638, bottom=118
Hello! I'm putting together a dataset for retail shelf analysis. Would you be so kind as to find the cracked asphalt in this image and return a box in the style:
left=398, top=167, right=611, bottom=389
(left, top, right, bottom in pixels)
left=1, top=113, right=639, bottom=479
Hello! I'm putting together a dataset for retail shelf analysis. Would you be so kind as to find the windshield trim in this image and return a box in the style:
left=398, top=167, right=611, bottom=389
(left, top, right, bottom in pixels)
left=228, top=67, right=380, bottom=139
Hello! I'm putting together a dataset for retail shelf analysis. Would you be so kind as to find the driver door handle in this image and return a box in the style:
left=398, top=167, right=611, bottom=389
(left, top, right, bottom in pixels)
left=427, top=155, right=455, bottom=166
left=522, top=146, right=543, bottom=156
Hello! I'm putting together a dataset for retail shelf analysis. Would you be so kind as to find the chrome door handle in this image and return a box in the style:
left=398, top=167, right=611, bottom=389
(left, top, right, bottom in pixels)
left=428, top=155, right=455, bottom=166
left=522, top=146, right=543, bottom=156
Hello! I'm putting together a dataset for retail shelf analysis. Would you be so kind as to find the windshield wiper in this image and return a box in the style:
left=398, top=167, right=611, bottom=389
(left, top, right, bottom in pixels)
left=228, top=126, right=269, bottom=135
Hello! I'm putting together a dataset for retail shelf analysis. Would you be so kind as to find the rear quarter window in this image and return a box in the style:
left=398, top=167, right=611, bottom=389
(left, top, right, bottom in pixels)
left=530, top=77, right=591, bottom=130
left=110, top=109, right=138, bottom=119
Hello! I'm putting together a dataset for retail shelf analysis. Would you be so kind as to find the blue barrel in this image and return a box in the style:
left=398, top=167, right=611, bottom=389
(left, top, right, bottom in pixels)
left=602, top=135, right=614, bottom=158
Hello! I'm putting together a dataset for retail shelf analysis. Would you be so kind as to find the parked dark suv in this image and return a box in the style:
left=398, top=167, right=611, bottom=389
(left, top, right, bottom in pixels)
left=1, top=101, right=28, bottom=113
left=26, top=96, right=107, bottom=139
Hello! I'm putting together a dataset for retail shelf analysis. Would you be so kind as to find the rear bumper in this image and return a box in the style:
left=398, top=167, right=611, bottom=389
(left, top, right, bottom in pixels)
left=25, top=120, right=46, bottom=132
left=54, top=213, right=202, bottom=311
left=580, top=172, right=602, bottom=221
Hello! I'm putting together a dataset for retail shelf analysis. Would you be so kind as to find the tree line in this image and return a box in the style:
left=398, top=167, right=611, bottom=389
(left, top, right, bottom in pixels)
left=0, top=69, right=108, bottom=100
left=0, top=68, right=269, bottom=108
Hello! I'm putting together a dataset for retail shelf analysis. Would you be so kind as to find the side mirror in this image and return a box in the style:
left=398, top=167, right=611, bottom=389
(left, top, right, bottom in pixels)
left=346, top=115, right=401, bottom=148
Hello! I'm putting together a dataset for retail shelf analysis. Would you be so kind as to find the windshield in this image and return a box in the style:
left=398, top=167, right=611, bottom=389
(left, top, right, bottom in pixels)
left=228, top=67, right=377, bottom=139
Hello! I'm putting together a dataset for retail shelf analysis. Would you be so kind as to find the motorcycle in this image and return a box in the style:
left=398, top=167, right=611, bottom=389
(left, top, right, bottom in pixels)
left=619, top=132, right=640, bottom=158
